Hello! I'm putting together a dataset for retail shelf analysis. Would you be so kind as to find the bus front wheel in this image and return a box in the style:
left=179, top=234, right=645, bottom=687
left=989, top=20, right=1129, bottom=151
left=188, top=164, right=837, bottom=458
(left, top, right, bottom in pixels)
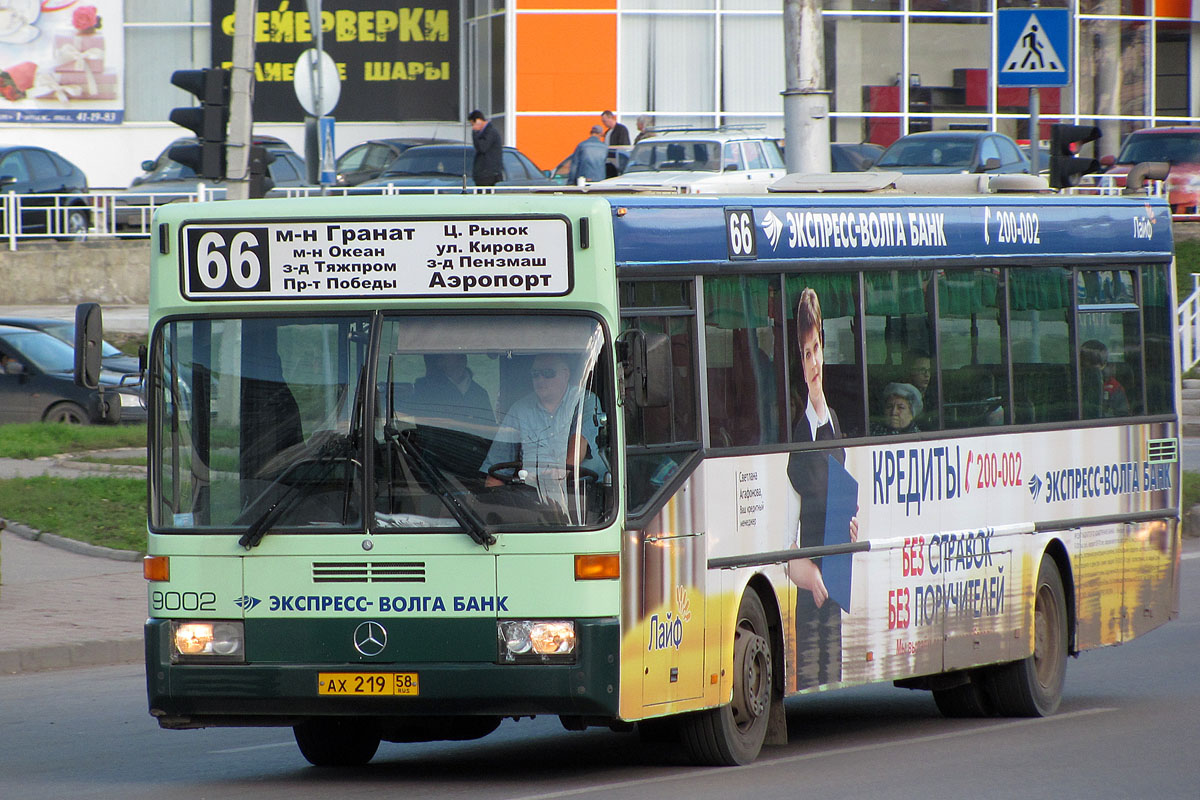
left=293, top=718, right=381, bottom=767
left=679, top=589, right=773, bottom=766
left=985, top=554, right=1068, bottom=717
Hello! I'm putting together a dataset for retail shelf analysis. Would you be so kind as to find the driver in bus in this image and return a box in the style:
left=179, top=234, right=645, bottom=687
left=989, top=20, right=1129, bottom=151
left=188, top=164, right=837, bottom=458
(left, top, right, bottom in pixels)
left=480, top=352, right=606, bottom=507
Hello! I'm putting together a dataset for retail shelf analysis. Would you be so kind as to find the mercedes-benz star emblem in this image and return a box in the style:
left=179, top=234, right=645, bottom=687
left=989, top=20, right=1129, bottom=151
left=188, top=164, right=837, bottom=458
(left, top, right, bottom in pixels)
left=353, top=621, right=388, bottom=656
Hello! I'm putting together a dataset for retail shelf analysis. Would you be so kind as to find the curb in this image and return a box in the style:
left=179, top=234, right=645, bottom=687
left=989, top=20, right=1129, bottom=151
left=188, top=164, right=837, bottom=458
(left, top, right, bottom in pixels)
left=0, top=518, right=142, bottom=562
left=0, top=638, right=143, bottom=675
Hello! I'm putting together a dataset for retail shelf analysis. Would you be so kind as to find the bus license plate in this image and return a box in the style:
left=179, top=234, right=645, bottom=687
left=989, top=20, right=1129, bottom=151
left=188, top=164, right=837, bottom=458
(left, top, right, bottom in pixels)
left=318, top=672, right=419, bottom=696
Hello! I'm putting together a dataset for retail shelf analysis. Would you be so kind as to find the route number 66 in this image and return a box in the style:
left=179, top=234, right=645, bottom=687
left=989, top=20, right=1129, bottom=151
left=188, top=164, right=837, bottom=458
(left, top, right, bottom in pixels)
left=725, top=208, right=758, bottom=260
left=186, top=227, right=269, bottom=294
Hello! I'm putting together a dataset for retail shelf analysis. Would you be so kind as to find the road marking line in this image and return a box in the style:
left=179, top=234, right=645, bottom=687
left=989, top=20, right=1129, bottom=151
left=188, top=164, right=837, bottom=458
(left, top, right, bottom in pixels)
left=507, top=707, right=1115, bottom=800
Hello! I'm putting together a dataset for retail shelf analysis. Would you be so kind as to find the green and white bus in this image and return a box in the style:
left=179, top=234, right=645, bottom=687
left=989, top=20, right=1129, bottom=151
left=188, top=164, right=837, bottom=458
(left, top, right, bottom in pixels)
left=124, top=187, right=1180, bottom=767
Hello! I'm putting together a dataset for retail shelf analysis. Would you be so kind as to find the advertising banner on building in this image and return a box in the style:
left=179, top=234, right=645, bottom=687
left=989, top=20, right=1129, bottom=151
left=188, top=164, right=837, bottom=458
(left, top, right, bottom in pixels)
left=0, top=1, right=124, bottom=124
left=211, top=0, right=459, bottom=123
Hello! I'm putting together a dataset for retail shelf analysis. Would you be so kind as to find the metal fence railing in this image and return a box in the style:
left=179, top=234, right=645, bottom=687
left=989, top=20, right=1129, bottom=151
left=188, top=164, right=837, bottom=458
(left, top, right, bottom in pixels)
left=3, top=185, right=547, bottom=249
left=1179, top=274, right=1200, bottom=374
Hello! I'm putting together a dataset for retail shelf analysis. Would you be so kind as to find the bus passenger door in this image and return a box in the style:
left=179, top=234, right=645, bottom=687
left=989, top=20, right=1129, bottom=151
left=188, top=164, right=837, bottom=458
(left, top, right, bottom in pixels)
left=641, top=531, right=706, bottom=706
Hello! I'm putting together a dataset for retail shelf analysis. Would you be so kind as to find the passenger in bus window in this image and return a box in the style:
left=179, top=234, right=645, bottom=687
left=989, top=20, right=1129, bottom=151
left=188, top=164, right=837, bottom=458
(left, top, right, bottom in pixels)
left=870, top=382, right=922, bottom=435
left=1080, top=339, right=1130, bottom=418
left=786, top=287, right=859, bottom=690
left=410, top=353, right=496, bottom=431
left=481, top=353, right=607, bottom=505
left=904, top=347, right=936, bottom=426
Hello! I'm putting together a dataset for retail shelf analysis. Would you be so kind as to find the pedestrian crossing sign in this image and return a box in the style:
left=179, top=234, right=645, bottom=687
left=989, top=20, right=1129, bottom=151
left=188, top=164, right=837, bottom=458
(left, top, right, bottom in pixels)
left=997, top=8, right=1070, bottom=88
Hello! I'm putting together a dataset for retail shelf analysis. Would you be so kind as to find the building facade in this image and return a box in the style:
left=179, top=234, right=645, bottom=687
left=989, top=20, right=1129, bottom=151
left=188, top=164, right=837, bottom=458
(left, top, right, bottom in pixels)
left=0, top=1, right=1196, bottom=187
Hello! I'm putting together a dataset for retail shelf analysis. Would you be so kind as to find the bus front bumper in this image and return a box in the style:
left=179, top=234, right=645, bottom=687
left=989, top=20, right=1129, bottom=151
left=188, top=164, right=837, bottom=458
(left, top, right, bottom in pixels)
left=145, top=617, right=621, bottom=728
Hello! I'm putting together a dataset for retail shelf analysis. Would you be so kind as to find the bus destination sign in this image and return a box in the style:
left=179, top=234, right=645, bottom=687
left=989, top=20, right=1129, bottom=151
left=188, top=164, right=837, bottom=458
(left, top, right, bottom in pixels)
left=178, top=217, right=572, bottom=300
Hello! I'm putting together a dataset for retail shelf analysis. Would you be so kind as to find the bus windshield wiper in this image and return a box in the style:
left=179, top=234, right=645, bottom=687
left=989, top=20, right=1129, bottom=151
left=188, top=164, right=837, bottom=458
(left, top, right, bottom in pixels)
left=236, top=432, right=353, bottom=549
left=381, top=361, right=494, bottom=547
left=238, top=363, right=369, bottom=550
left=387, top=427, right=496, bottom=548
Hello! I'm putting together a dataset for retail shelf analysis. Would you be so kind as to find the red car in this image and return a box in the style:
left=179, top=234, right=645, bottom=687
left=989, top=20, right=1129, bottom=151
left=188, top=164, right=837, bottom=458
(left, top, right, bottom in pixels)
left=1101, top=127, right=1200, bottom=214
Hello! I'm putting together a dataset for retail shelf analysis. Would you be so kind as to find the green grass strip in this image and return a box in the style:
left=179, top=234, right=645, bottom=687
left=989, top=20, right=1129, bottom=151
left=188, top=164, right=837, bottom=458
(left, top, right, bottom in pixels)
left=0, top=476, right=146, bottom=553
left=0, top=423, right=146, bottom=459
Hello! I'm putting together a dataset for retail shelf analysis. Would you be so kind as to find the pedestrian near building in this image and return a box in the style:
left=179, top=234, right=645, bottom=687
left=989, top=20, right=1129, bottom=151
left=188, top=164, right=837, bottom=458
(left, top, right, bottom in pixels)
left=600, top=110, right=630, bottom=177
left=634, top=114, right=654, bottom=143
left=469, top=109, right=503, bottom=187
left=600, top=110, right=630, bottom=146
left=568, top=125, right=607, bottom=184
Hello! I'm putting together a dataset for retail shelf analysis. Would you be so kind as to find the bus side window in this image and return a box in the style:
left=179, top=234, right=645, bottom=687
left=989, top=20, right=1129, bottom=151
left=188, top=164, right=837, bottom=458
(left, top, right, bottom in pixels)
left=786, top=273, right=864, bottom=440
left=705, top=275, right=784, bottom=447
left=1009, top=267, right=1072, bottom=423
left=937, top=268, right=1006, bottom=429
left=863, top=269, right=935, bottom=434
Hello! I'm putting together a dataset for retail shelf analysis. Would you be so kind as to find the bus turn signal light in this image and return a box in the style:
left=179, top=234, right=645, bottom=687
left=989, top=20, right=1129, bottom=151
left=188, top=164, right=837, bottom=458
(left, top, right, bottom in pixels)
left=575, top=553, right=619, bottom=580
left=143, top=556, right=170, bottom=582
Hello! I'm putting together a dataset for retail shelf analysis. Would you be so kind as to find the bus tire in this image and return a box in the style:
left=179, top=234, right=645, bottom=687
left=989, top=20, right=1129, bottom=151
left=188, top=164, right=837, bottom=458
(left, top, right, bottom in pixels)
left=679, top=589, right=772, bottom=766
left=293, top=718, right=381, bottom=767
left=985, top=554, right=1068, bottom=717
left=932, top=672, right=993, bottom=718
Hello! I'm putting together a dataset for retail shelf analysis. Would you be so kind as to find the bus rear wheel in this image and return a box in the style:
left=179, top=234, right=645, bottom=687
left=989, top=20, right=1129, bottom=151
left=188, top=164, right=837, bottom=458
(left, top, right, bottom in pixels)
left=679, top=589, right=773, bottom=766
left=985, top=554, right=1068, bottom=717
left=293, top=718, right=381, bottom=767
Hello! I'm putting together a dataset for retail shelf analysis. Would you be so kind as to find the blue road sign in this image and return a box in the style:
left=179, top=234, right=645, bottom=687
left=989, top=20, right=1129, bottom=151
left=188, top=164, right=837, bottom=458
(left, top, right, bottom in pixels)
left=997, top=8, right=1070, bottom=88
left=319, top=116, right=336, bottom=186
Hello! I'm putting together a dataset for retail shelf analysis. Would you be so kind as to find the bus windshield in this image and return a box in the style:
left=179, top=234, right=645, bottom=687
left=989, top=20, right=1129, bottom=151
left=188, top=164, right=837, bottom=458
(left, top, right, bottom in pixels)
left=151, top=313, right=613, bottom=536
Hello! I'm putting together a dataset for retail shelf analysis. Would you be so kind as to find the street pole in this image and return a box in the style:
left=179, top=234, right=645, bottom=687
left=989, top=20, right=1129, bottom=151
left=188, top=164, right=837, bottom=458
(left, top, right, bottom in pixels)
left=226, top=0, right=257, bottom=201
left=1029, top=87, right=1040, bottom=173
left=782, top=0, right=832, bottom=174
left=305, top=0, right=328, bottom=195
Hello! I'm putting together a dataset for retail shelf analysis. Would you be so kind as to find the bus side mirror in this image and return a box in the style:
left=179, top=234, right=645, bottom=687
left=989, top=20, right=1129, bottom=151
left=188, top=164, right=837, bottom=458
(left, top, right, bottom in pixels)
left=620, top=330, right=671, bottom=408
left=74, top=302, right=103, bottom=390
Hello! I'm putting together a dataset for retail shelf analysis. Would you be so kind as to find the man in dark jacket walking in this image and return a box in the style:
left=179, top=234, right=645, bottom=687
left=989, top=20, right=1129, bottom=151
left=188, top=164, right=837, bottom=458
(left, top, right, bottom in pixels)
left=469, top=110, right=503, bottom=186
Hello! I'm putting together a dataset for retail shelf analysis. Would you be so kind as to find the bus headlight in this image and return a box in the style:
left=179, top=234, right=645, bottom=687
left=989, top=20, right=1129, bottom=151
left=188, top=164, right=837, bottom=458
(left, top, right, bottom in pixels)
left=498, top=620, right=575, bottom=663
left=170, top=621, right=245, bottom=663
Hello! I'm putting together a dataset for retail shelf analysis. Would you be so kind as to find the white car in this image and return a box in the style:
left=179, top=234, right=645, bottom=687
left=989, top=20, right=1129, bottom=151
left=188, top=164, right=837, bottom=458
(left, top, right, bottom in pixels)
left=593, top=131, right=786, bottom=193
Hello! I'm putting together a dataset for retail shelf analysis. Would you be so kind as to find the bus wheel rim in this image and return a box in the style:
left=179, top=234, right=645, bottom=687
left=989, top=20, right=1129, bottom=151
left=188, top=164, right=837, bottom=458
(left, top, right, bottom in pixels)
left=731, top=624, right=771, bottom=728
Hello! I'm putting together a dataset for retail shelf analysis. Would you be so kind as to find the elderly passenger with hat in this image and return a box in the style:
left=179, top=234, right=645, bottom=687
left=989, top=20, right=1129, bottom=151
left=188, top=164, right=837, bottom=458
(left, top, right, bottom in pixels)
left=870, top=382, right=922, bottom=435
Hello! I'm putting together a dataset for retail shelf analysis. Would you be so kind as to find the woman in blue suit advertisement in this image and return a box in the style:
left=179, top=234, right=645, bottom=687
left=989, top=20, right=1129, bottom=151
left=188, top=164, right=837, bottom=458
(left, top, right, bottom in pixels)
left=786, top=287, right=859, bottom=690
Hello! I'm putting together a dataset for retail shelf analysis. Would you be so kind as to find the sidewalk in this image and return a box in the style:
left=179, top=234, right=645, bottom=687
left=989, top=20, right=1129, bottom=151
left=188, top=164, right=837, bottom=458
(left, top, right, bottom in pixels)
left=0, top=527, right=144, bottom=675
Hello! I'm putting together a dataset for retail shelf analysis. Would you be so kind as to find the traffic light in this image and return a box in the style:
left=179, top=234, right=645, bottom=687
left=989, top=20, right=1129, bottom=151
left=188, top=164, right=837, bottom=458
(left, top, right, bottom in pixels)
left=248, top=145, right=275, bottom=199
left=1049, top=123, right=1101, bottom=189
left=167, top=68, right=230, bottom=181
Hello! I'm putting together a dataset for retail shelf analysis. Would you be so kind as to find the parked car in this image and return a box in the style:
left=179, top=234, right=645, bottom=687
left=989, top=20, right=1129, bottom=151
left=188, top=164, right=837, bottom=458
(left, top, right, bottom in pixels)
left=593, top=130, right=786, bottom=193
left=0, top=325, right=143, bottom=425
left=773, top=141, right=884, bottom=173
left=358, top=144, right=552, bottom=189
left=831, top=142, right=885, bottom=172
left=1100, top=126, right=1200, bottom=214
left=0, top=145, right=90, bottom=238
left=113, top=136, right=310, bottom=229
left=872, top=131, right=1032, bottom=174
left=0, top=317, right=140, bottom=375
left=334, top=137, right=460, bottom=186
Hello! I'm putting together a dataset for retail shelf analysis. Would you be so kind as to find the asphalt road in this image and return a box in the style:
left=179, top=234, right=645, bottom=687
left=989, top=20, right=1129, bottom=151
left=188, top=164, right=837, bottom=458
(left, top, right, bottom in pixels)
left=1, top=547, right=1197, bottom=800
